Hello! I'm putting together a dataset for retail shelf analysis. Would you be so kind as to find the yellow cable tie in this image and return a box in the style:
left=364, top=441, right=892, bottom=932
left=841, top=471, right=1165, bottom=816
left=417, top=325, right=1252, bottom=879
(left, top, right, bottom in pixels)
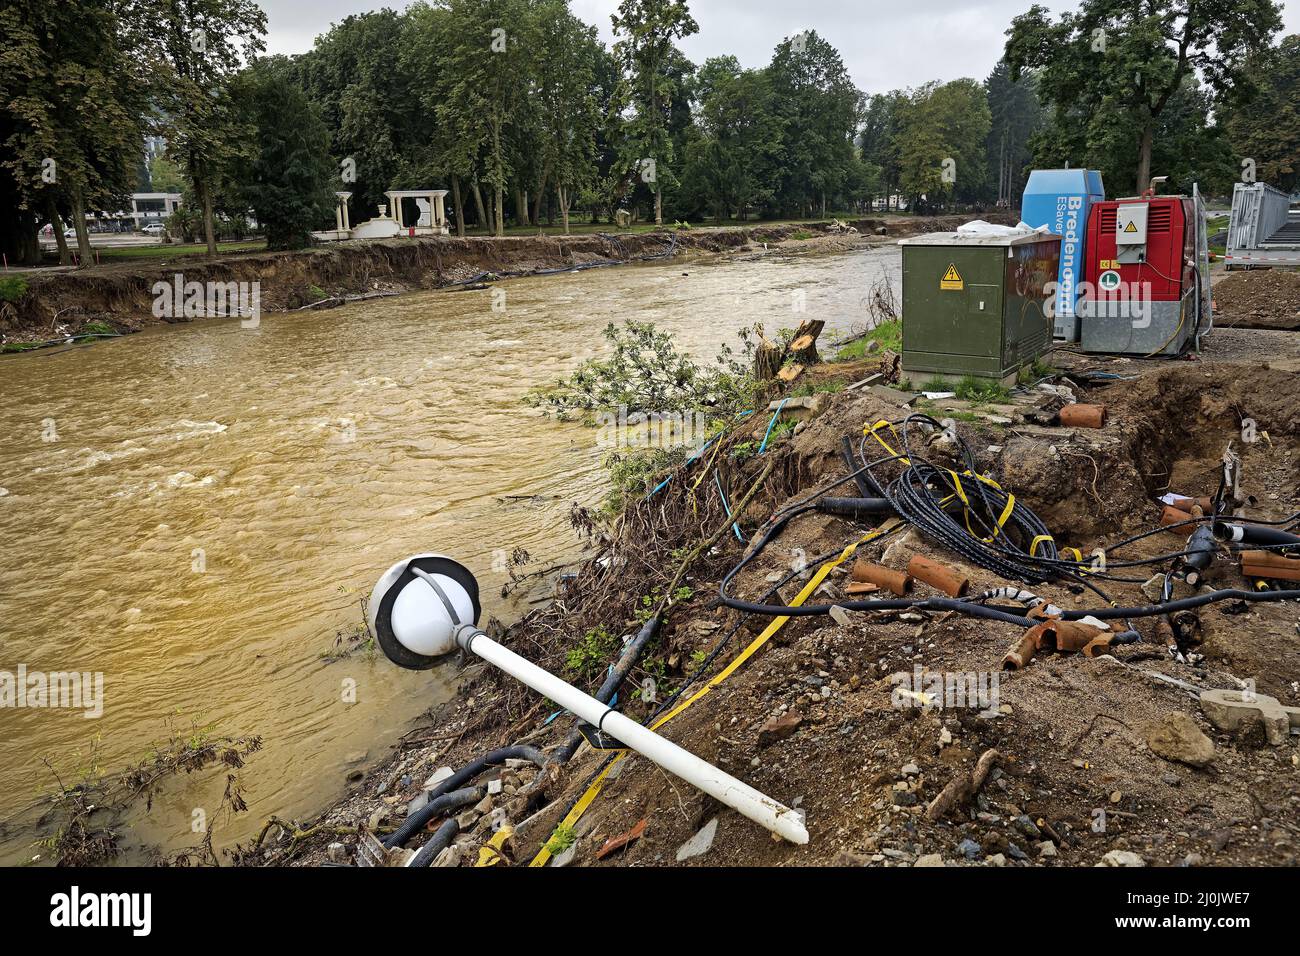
left=1029, top=534, right=1054, bottom=557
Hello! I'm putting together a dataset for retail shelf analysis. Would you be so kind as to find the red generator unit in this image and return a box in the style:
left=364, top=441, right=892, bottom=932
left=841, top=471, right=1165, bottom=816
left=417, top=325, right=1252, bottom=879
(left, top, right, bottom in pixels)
left=1078, top=195, right=1209, bottom=356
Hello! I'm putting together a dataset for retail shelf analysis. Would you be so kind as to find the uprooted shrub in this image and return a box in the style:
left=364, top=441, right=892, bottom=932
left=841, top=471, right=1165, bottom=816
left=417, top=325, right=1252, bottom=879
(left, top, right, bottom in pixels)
left=524, top=320, right=760, bottom=421
left=526, top=321, right=766, bottom=516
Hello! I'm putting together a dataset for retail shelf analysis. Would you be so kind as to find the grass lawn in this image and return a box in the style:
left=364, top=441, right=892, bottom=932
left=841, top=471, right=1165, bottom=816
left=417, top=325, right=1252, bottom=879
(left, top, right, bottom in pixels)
left=95, top=240, right=267, bottom=260
left=450, top=212, right=871, bottom=238
left=836, top=318, right=902, bottom=359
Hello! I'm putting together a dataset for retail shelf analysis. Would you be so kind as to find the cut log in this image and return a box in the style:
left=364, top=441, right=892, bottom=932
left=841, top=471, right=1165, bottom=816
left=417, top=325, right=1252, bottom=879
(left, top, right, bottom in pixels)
left=777, top=363, right=805, bottom=384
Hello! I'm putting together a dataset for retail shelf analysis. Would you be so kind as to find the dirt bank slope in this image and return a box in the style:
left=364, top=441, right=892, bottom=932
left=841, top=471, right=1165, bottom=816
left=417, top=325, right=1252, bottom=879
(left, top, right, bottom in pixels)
left=260, top=339, right=1300, bottom=870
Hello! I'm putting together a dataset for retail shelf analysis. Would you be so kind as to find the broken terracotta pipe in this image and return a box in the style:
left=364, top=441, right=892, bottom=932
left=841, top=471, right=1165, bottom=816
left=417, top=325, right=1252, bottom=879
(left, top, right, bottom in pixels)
left=1171, top=495, right=1215, bottom=515
left=850, top=560, right=913, bottom=596
left=1239, top=550, right=1300, bottom=583
left=1058, top=404, right=1107, bottom=429
left=907, top=556, right=969, bottom=597
left=1002, top=617, right=1121, bottom=670
left=1160, top=504, right=1195, bottom=531
left=1002, top=624, right=1045, bottom=670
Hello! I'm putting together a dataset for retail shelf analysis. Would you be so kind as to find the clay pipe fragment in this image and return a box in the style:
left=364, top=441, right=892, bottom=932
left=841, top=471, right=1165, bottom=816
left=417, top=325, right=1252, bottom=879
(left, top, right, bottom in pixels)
left=1154, top=616, right=1178, bottom=654
left=1160, top=504, right=1194, bottom=532
left=1002, top=624, right=1046, bottom=670
left=1171, top=495, right=1215, bottom=515
left=1004, top=617, right=1111, bottom=669
left=1240, top=550, right=1300, bottom=583
left=1058, top=404, right=1107, bottom=429
left=1038, top=619, right=1109, bottom=655
left=907, top=556, right=969, bottom=597
left=850, top=560, right=912, bottom=596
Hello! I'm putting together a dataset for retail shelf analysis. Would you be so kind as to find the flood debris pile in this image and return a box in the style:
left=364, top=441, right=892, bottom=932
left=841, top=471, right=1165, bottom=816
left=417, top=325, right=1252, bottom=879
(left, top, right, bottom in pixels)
left=271, top=341, right=1300, bottom=868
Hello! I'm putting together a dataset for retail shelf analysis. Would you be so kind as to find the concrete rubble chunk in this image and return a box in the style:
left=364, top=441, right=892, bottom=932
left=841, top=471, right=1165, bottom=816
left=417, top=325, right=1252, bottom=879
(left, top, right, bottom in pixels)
left=424, top=767, right=454, bottom=791
left=1200, top=688, right=1296, bottom=746
left=1097, top=849, right=1146, bottom=868
left=432, top=844, right=463, bottom=868
left=758, top=711, right=803, bottom=747
left=676, top=817, right=719, bottom=862
left=406, top=791, right=429, bottom=816
left=1146, top=711, right=1216, bottom=768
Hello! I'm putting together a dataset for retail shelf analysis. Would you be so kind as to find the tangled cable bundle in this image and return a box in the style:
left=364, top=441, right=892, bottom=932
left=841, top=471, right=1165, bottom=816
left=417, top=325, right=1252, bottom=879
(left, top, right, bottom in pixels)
left=875, top=414, right=1063, bottom=584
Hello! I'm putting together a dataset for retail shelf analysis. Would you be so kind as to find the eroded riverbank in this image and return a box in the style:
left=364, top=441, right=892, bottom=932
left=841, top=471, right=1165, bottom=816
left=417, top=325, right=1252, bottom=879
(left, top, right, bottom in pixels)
left=0, top=215, right=1006, bottom=347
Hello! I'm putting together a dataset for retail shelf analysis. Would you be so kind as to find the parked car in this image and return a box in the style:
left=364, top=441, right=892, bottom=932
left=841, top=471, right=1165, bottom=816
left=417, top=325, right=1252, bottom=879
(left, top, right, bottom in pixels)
left=63, top=227, right=78, bottom=239
left=141, top=222, right=165, bottom=237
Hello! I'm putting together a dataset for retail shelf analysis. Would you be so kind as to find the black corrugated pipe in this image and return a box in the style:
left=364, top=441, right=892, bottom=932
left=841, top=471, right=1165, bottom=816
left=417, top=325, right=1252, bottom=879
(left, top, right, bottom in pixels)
left=408, top=818, right=459, bottom=868
left=551, top=614, right=662, bottom=765
left=383, top=745, right=545, bottom=849
left=1213, top=522, right=1300, bottom=548
left=814, top=497, right=895, bottom=519
left=1059, top=587, right=1300, bottom=621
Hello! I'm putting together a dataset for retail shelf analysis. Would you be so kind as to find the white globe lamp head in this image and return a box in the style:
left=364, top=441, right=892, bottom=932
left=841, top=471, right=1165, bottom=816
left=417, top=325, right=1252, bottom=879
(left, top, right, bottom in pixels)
left=368, top=554, right=482, bottom=670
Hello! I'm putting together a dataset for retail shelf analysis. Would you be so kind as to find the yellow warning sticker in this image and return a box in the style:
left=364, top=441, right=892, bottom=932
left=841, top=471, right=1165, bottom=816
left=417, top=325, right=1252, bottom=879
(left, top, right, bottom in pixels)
left=940, top=263, right=964, bottom=291
left=1123, top=221, right=1139, bottom=233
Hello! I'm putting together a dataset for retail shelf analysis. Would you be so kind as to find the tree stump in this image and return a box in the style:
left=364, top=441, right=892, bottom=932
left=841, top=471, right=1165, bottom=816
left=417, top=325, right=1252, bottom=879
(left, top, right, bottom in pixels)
left=787, top=319, right=825, bottom=365
left=754, top=319, right=824, bottom=382
left=754, top=338, right=784, bottom=381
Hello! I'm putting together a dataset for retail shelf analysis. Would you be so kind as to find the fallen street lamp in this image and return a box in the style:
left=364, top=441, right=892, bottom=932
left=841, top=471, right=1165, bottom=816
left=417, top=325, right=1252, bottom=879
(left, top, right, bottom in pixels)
left=369, top=554, right=809, bottom=845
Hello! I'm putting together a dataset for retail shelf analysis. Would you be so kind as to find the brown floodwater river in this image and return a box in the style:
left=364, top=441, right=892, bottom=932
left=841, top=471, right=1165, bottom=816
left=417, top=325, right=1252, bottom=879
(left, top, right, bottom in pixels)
left=0, top=242, right=900, bottom=863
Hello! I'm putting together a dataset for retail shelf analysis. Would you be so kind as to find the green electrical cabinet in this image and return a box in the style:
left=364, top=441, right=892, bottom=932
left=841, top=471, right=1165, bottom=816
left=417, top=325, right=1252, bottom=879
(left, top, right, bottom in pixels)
left=898, top=231, right=1061, bottom=383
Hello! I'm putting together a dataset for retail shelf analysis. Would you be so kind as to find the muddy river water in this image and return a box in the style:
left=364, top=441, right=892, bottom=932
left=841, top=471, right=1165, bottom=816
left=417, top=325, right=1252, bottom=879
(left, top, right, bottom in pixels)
left=0, top=242, right=900, bottom=862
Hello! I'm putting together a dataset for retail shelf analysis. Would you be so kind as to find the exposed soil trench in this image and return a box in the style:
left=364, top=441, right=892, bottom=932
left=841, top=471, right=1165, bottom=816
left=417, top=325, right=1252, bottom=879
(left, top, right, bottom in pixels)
left=266, top=347, right=1300, bottom=870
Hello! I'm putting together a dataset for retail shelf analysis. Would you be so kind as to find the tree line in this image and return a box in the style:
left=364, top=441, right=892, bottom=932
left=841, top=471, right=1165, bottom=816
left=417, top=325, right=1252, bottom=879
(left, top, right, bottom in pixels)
left=1, top=0, right=1295, bottom=267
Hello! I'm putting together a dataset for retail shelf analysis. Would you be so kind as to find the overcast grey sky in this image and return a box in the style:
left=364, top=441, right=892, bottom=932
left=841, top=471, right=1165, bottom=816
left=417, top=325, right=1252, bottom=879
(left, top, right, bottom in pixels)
left=260, top=0, right=1300, bottom=96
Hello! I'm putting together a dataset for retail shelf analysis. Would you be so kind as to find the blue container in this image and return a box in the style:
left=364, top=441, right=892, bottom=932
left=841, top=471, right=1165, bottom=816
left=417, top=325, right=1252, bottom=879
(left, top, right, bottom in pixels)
left=1021, top=169, right=1105, bottom=341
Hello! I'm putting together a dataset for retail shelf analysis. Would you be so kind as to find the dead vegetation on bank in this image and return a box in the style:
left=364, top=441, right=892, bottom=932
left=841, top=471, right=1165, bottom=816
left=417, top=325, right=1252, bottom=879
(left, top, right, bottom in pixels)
left=262, top=269, right=1300, bottom=869
left=18, top=726, right=263, bottom=867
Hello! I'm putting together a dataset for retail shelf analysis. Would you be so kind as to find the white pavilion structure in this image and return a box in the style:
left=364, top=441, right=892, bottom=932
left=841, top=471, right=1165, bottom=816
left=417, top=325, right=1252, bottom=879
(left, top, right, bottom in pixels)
left=311, top=189, right=451, bottom=243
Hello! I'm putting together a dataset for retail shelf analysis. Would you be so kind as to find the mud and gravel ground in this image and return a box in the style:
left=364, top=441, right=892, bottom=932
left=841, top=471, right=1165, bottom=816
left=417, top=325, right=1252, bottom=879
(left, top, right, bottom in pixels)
left=257, top=267, right=1299, bottom=871
left=1210, top=269, right=1300, bottom=331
